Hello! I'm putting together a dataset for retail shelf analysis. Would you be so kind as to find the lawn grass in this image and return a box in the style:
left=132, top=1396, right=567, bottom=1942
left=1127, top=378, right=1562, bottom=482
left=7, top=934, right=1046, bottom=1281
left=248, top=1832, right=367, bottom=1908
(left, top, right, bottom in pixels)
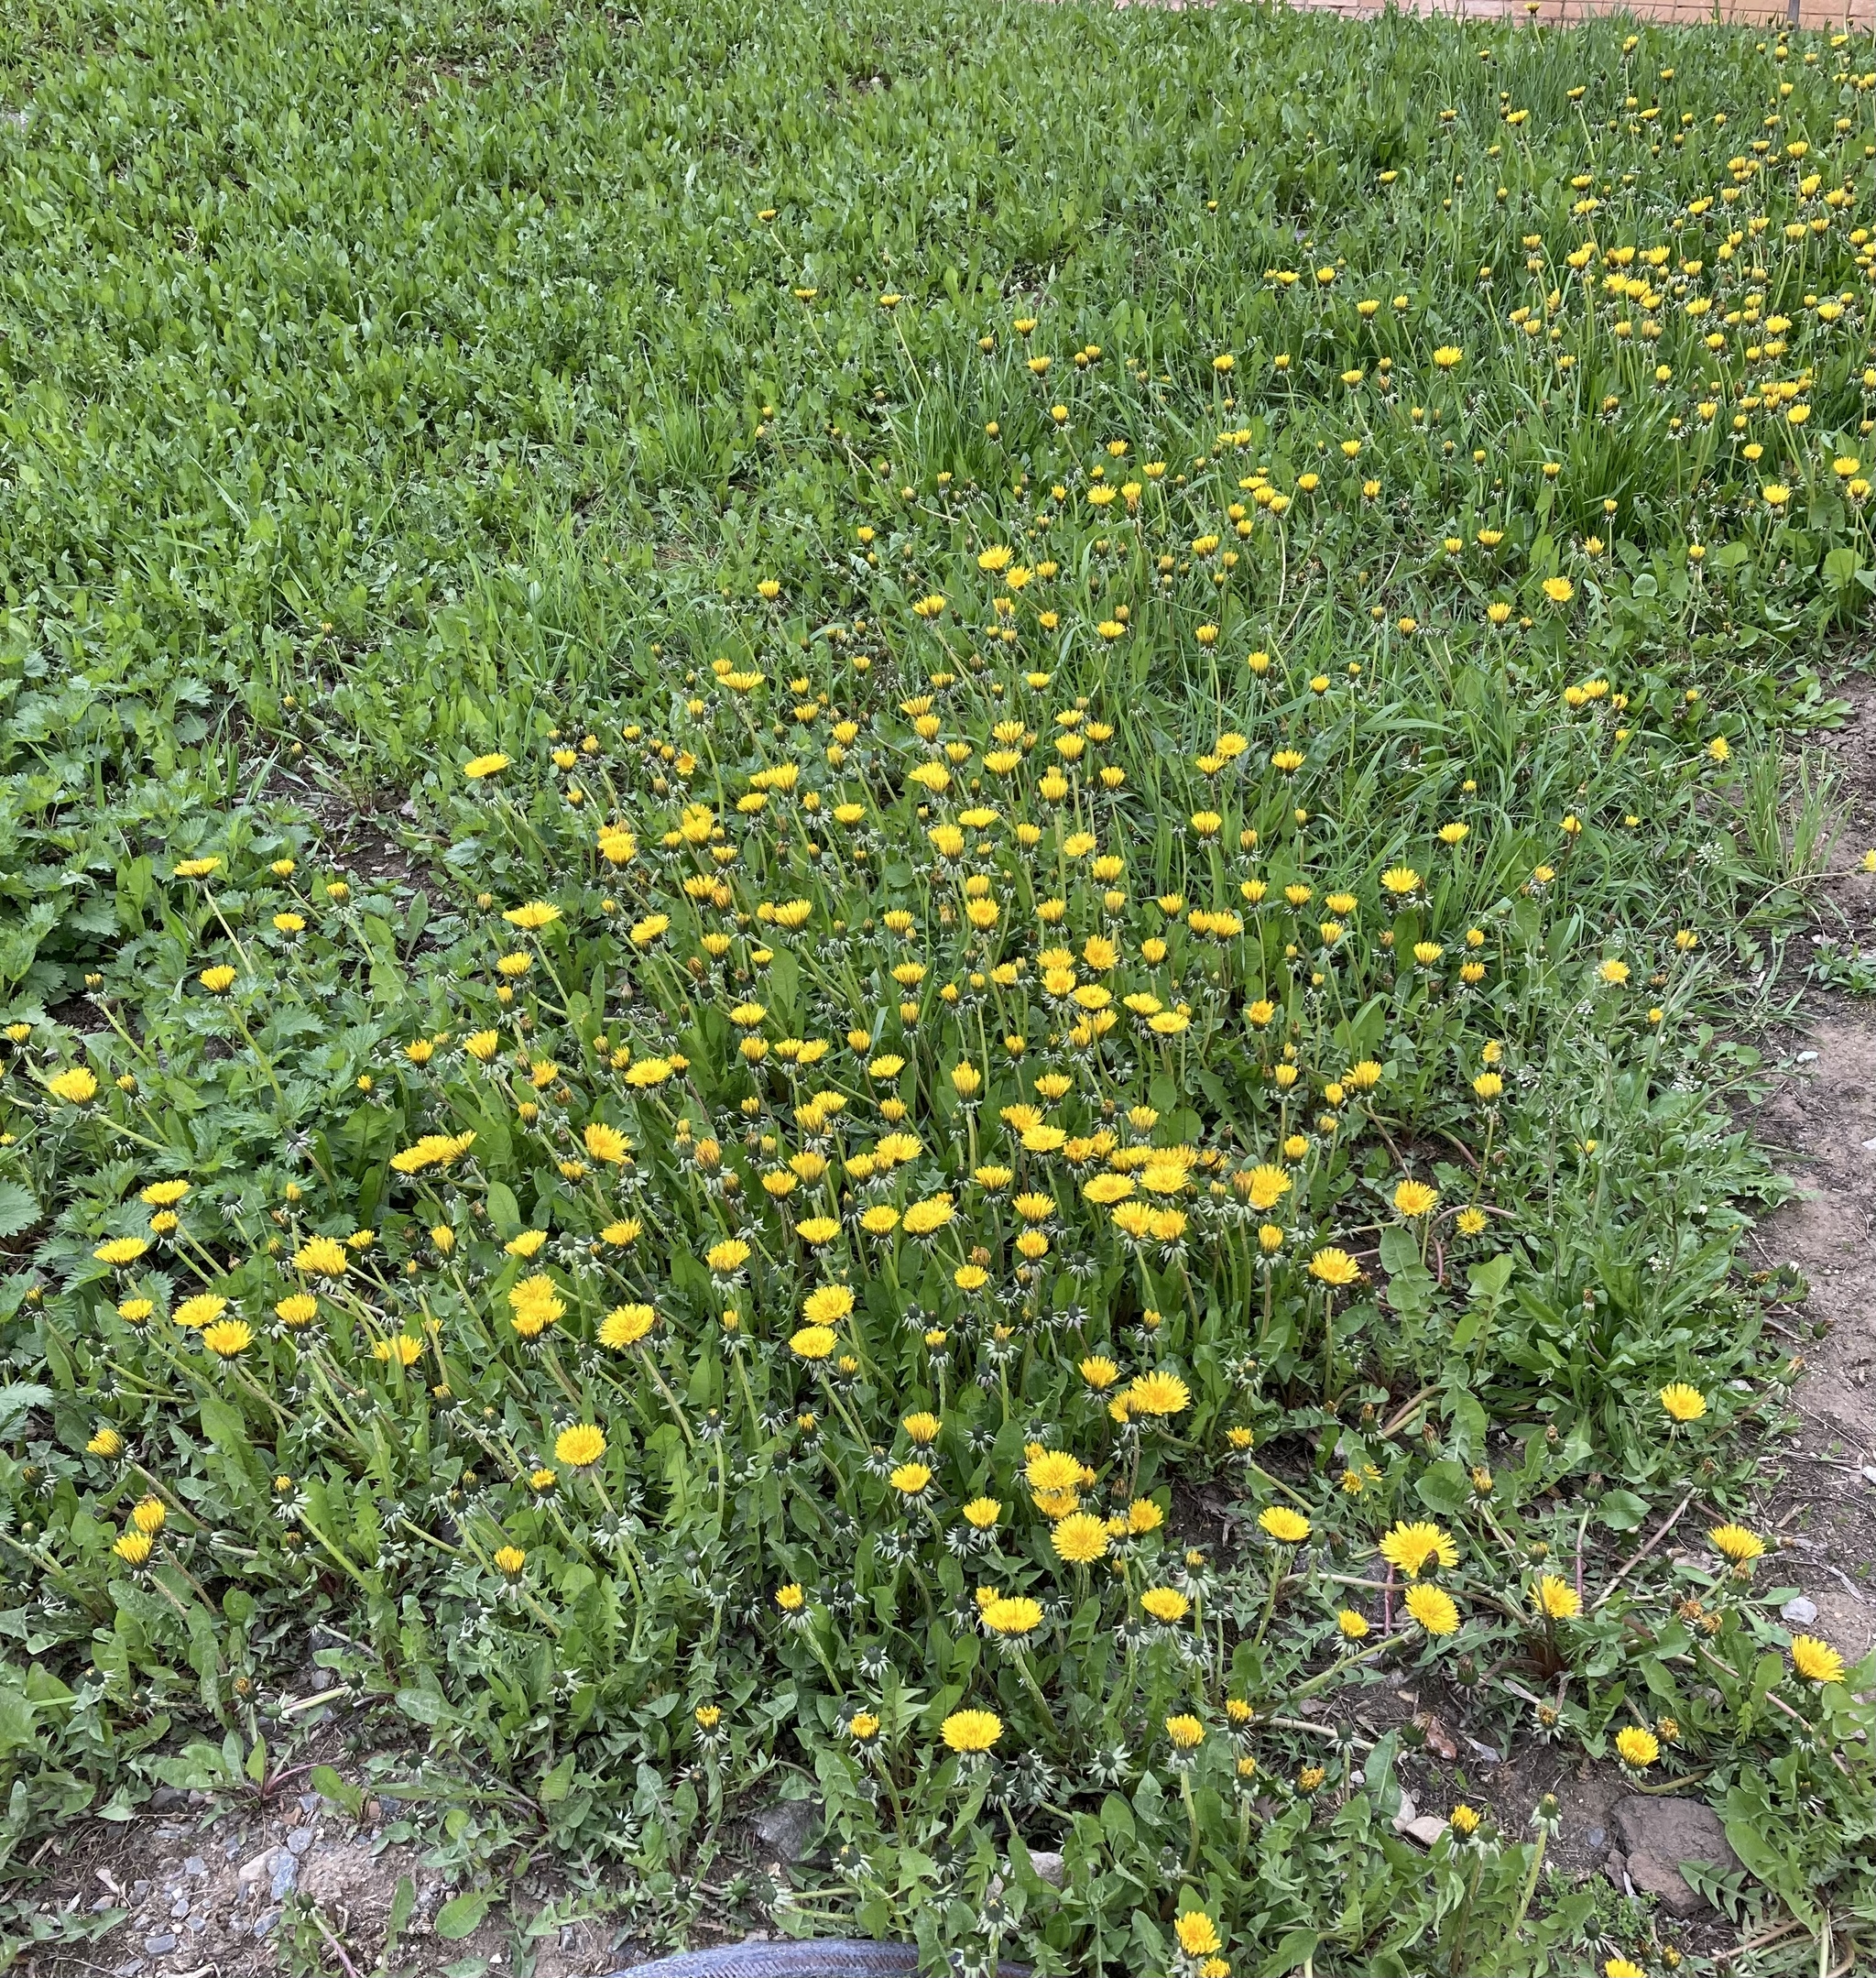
left=2, top=0, right=1874, bottom=1971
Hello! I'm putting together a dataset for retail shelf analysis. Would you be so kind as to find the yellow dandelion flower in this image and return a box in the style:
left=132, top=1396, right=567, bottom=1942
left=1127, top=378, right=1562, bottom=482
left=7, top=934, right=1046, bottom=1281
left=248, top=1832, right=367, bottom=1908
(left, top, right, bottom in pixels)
left=1379, top=1521, right=1458, bottom=1577
left=1393, top=1179, right=1438, bottom=1218
left=941, top=1709, right=1002, bottom=1754
left=599, top=1304, right=656, bottom=1349
left=1708, top=1523, right=1764, bottom=1564
left=554, top=1423, right=607, bottom=1469
left=1615, top=1726, right=1659, bottom=1767
left=981, top=1594, right=1042, bottom=1636
left=1534, top=1575, right=1580, bottom=1620
left=1125, top=1371, right=1191, bottom=1417
left=1175, top=1912, right=1223, bottom=1958
left=1051, top=1512, right=1110, bottom=1565
left=1790, top=1634, right=1845, bottom=1685
left=1405, top=1583, right=1460, bottom=1635
left=1308, top=1247, right=1360, bottom=1288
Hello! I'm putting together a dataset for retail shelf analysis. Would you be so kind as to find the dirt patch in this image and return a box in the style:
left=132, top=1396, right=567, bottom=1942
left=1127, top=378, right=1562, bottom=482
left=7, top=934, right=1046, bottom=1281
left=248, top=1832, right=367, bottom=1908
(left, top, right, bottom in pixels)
left=16, top=1786, right=629, bottom=1978
left=1748, top=674, right=1876, bottom=1667
left=267, top=771, right=440, bottom=899
left=1750, top=1022, right=1876, bottom=1663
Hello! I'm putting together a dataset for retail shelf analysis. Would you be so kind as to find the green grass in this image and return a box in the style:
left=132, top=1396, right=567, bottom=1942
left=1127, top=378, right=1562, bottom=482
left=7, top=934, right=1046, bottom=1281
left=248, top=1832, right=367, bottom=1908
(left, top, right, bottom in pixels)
left=2, top=1, right=1875, bottom=1972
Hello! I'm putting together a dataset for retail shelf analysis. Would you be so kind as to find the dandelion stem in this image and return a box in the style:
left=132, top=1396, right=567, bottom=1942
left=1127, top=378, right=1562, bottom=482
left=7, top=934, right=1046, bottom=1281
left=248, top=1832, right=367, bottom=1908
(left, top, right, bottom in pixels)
left=1502, top=1820, right=1548, bottom=1959
left=297, top=1517, right=373, bottom=1589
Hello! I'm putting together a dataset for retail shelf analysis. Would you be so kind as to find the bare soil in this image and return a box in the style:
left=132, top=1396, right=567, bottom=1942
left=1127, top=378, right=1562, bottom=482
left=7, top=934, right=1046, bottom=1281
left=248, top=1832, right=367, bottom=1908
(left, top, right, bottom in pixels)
left=17, top=1779, right=632, bottom=1978
left=1747, top=673, right=1876, bottom=1666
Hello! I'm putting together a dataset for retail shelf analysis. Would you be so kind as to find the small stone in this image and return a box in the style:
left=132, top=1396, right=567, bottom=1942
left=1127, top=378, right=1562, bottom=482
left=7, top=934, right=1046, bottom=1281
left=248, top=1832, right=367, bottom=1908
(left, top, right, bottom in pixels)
left=1391, top=1792, right=1420, bottom=1835
left=183, top=1857, right=207, bottom=1878
left=142, top=1935, right=177, bottom=1956
left=1403, top=1815, right=1449, bottom=1848
left=1612, top=1795, right=1742, bottom=1918
left=287, top=1827, right=316, bottom=1855
left=256, top=1908, right=280, bottom=1938
left=270, top=1855, right=300, bottom=1902
left=750, top=1798, right=823, bottom=1863
left=169, top=1895, right=190, bottom=1919
left=1587, top=1825, right=1607, bottom=1850
left=1026, top=1850, right=1065, bottom=1887
left=1781, top=1595, right=1819, bottom=1626
left=237, top=1849, right=276, bottom=1892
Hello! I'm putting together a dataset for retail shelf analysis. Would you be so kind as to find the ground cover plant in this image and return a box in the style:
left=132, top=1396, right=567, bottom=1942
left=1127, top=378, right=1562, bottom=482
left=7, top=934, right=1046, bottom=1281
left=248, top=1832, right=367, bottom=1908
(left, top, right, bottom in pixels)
left=2, top=0, right=1875, bottom=1971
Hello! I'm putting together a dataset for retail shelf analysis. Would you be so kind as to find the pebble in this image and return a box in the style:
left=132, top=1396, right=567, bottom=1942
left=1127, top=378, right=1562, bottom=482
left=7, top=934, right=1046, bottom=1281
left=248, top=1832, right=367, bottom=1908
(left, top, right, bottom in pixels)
left=142, top=1934, right=176, bottom=1955
left=183, top=1856, right=207, bottom=1877
left=287, top=1826, right=316, bottom=1855
left=256, top=1907, right=280, bottom=1938
left=238, top=1845, right=284, bottom=1893
left=169, top=1894, right=190, bottom=1918
left=1781, top=1594, right=1819, bottom=1626
left=270, top=1853, right=300, bottom=1902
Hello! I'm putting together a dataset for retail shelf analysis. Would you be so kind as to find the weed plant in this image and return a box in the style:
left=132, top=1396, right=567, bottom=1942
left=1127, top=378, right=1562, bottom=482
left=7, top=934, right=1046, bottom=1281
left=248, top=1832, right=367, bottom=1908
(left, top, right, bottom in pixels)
left=1, top=1, right=1874, bottom=1972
